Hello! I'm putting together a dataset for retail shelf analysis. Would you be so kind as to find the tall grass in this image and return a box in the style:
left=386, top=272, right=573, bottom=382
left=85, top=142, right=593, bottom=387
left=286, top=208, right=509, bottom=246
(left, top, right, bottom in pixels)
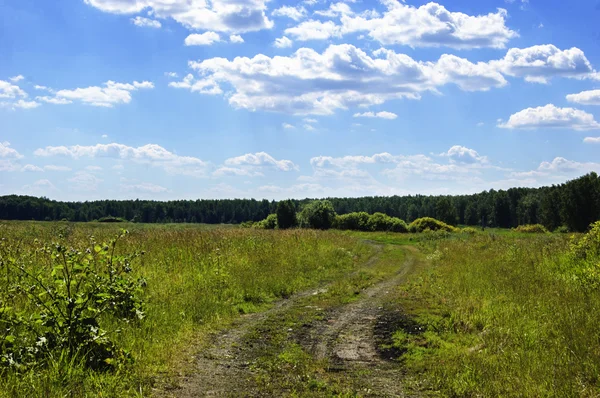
left=395, top=230, right=600, bottom=397
left=0, top=221, right=373, bottom=397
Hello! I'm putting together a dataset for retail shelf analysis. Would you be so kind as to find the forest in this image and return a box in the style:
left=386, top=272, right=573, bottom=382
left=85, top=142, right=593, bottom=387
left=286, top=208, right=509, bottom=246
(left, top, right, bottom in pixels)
left=0, top=172, right=598, bottom=232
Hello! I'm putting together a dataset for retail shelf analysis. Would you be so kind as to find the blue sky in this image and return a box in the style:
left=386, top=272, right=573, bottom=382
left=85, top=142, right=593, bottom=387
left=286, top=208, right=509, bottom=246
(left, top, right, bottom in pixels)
left=2, top=0, right=600, bottom=201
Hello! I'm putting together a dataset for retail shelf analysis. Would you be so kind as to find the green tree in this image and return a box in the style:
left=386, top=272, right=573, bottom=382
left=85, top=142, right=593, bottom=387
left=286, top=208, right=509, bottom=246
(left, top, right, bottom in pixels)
left=435, top=197, right=458, bottom=226
left=298, top=200, right=336, bottom=230
left=276, top=200, right=297, bottom=229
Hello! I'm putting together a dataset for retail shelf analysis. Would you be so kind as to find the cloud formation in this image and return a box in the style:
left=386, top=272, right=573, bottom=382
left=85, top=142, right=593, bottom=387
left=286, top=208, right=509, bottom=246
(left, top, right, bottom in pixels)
left=499, top=104, right=600, bottom=130
left=36, top=80, right=154, bottom=107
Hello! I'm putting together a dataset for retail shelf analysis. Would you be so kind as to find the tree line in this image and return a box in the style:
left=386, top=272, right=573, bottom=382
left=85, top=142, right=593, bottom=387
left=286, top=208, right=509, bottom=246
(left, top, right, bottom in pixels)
left=0, top=173, right=598, bottom=232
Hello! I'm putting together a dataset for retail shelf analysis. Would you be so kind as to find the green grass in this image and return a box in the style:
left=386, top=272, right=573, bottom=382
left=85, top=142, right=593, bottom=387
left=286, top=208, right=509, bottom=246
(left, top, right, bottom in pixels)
left=389, top=229, right=600, bottom=397
left=0, top=221, right=373, bottom=397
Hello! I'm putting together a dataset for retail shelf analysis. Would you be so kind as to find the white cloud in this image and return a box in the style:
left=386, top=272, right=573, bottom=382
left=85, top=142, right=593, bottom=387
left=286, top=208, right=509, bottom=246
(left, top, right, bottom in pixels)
left=499, top=104, right=600, bottom=130
left=0, top=142, right=23, bottom=159
left=68, top=171, right=103, bottom=191
left=282, top=123, right=295, bottom=129
left=229, top=34, right=244, bottom=43
left=224, top=152, right=299, bottom=171
left=353, top=111, right=397, bottom=119
left=22, top=164, right=44, bottom=172
left=83, top=0, right=273, bottom=33
left=165, top=72, right=178, bottom=78
left=9, top=75, right=24, bottom=83
left=212, top=167, right=264, bottom=177
left=492, top=45, right=598, bottom=83
left=168, top=74, right=222, bottom=95
left=566, top=89, right=600, bottom=105
left=34, top=142, right=210, bottom=177
left=38, top=80, right=154, bottom=107
left=131, top=16, right=161, bottom=28
left=286, top=1, right=517, bottom=49
left=274, top=36, right=293, bottom=48
left=44, top=165, right=72, bottom=172
left=0, top=80, right=27, bottom=99
left=303, top=118, right=317, bottom=123
left=441, top=145, right=488, bottom=164
left=584, top=137, right=600, bottom=144
left=21, top=179, right=58, bottom=195
left=272, top=5, right=307, bottom=21
left=314, top=2, right=354, bottom=17
left=304, top=124, right=315, bottom=131
left=101, top=134, right=108, bottom=138
left=34, top=85, right=51, bottom=91
left=184, top=32, right=221, bottom=46
left=184, top=44, right=506, bottom=115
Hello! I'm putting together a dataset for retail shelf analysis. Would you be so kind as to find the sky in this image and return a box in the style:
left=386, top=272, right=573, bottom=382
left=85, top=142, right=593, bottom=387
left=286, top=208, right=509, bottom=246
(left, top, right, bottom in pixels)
left=1, top=0, right=600, bottom=201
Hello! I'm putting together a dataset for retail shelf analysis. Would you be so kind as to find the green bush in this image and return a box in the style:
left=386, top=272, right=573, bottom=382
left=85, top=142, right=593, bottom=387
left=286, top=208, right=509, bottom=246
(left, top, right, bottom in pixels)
left=298, top=201, right=336, bottom=230
left=513, top=224, right=549, bottom=233
left=276, top=200, right=297, bottom=230
left=97, top=216, right=128, bottom=223
left=555, top=225, right=570, bottom=233
left=461, top=227, right=478, bottom=235
left=334, top=212, right=370, bottom=231
left=408, top=217, right=457, bottom=233
left=254, top=214, right=278, bottom=229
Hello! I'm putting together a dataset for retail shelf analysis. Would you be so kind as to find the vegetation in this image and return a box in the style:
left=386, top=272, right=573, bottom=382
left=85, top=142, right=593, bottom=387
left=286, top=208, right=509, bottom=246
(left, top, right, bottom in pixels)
left=1, top=173, right=599, bottom=232
left=408, top=217, right=457, bottom=233
left=513, top=224, right=549, bottom=233
left=0, top=222, right=372, bottom=397
left=298, top=200, right=336, bottom=230
left=276, top=200, right=297, bottom=230
left=383, top=222, right=600, bottom=396
left=334, top=212, right=408, bottom=232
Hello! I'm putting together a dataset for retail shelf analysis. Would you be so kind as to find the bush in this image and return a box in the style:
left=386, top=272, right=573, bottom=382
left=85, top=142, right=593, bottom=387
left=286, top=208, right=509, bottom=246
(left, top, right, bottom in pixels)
left=298, top=201, right=336, bottom=230
left=461, top=227, right=478, bottom=235
left=239, top=221, right=256, bottom=228
left=408, top=217, right=457, bottom=233
left=254, top=214, right=278, bottom=229
left=97, top=216, right=127, bottom=223
left=0, top=230, right=145, bottom=372
left=334, top=212, right=370, bottom=231
left=513, top=224, right=549, bottom=233
left=555, top=225, right=570, bottom=233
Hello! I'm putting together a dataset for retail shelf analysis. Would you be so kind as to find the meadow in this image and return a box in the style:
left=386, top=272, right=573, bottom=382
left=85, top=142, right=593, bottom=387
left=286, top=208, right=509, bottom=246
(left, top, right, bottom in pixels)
left=1, top=220, right=599, bottom=397
left=0, top=221, right=373, bottom=397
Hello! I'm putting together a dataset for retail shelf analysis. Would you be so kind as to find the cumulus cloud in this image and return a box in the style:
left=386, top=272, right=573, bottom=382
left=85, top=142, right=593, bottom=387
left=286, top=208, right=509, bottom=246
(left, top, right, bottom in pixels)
left=184, top=32, right=221, bottom=46
left=83, top=0, right=274, bottom=33
left=353, top=111, right=397, bottom=119
left=441, top=145, right=488, bottom=164
left=224, top=152, right=299, bottom=172
left=229, top=34, right=244, bottom=43
left=36, top=80, right=154, bottom=107
left=492, top=45, right=598, bottom=83
left=0, top=142, right=23, bottom=159
left=584, top=137, right=600, bottom=144
left=499, top=104, right=600, bottom=130
left=34, top=142, right=209, bottom=177
left=566, top=89, right=600, bottom=105
left=168, top=74, right=222, bottom=95
left=285, top=1, right=517, bottom=49
left=272, top=5, right=307, bottom=21
left=130, top=16, right=161, bottom=28
left=181, top=44, right=506, bottom=115
left=0, top=80, right=27, bottom=98
left=22, top=164, right=44, bottom=172
left=9, top=75, right=24, bottom=82
left=282, top=123, right=295, bottom=129
left=274, top=36, right=293, bottom=48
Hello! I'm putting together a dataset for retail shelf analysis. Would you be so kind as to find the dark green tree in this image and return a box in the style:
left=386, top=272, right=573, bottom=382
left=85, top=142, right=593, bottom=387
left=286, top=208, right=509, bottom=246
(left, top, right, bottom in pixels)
left=298, top=200, right=336, bottom=230
left=276, top=200, right=297, bottom=229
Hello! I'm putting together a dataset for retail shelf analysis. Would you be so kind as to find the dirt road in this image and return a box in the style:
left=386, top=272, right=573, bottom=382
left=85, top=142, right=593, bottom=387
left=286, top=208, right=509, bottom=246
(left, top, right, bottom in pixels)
left=159, top=243, right=419, bottom=397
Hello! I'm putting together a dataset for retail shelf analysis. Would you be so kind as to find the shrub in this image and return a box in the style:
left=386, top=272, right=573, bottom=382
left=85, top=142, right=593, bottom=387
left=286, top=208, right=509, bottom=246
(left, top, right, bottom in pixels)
left=513, top=224, right=549, bottom=233
left=298, top=201, right=336, bottom=230
left=254, top=214, right=278, bottom=229
left=461, top=227, right=478, bottom=235
left=408, top=217, right=457, bottom=233
left=555, top=225, right=570, bottom=234
left=239, top=221, right=255, bottom=228
left=334, top=212, right=371, bottom=231
left=97, top=216, right=127, bottom=223
left=390, top=218, right=409, bottom=233
left=0, top=230, right=145, bottom=372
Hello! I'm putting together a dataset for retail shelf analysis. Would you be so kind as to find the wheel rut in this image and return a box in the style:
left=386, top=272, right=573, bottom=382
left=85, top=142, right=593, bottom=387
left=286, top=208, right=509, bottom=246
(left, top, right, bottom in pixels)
left=157, top=243, right=418, bottom=398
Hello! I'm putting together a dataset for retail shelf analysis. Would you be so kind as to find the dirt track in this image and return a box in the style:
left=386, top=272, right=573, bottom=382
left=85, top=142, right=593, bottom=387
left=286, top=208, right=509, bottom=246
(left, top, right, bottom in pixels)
left=159, top=243, right=418, bottom=397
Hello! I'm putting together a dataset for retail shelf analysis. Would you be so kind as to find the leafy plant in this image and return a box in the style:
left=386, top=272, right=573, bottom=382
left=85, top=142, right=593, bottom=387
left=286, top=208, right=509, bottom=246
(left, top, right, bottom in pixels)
left=408, top=217, right=457, bottom=233
left=0, top=230, right=145, bottom=372
left=513, top=224, right=548, bottom=233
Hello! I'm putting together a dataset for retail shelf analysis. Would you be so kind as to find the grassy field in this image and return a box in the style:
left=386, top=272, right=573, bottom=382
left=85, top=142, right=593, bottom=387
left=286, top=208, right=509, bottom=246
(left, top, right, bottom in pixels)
left=369, top=227, right=600, bottom=397
left=0, top=221, right=373, bottom=397
left=1, top=221, right=599, bottom=397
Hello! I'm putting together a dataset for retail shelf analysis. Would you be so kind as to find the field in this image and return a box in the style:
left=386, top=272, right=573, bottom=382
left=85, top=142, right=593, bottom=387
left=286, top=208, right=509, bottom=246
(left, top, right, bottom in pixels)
left=1, top=221, right=599, bottom=397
